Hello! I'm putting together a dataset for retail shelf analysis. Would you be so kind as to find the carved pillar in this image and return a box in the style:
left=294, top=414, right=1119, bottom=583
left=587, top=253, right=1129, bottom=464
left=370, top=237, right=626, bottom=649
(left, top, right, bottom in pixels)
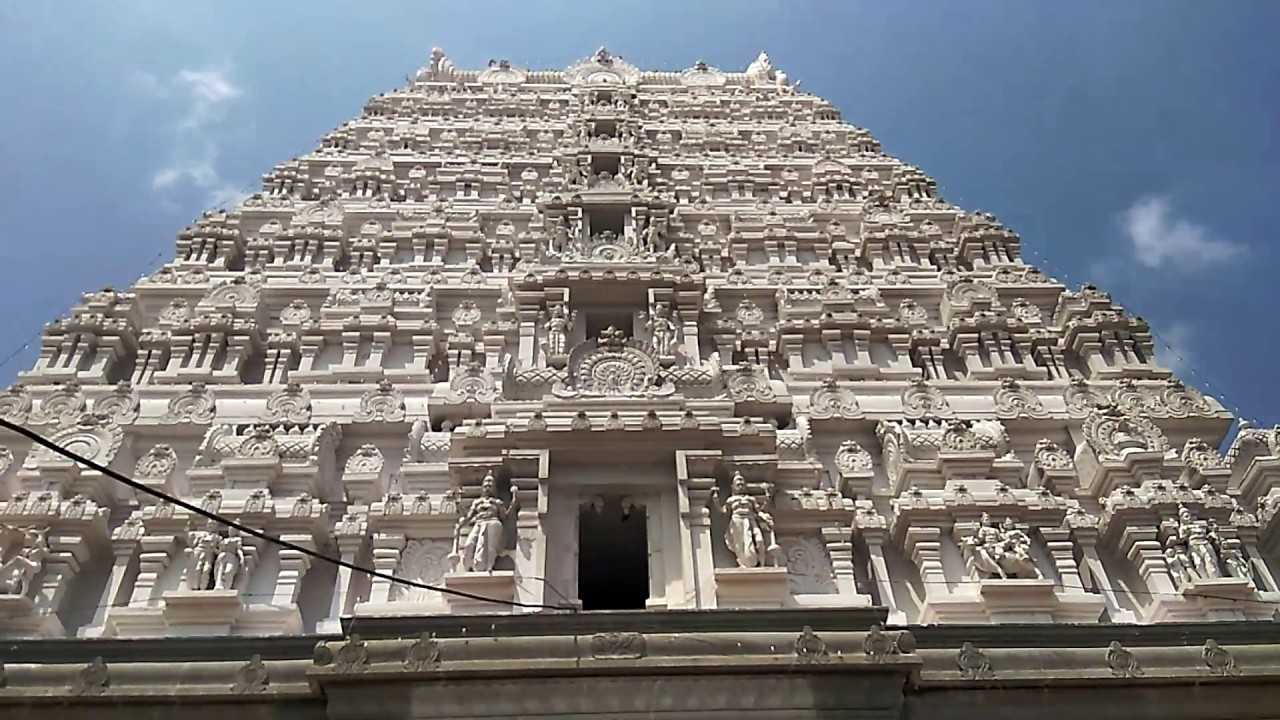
left=905, top=526, right=946, bottom=598
left=128, top=539, right=176, bottom=605
left=1069, top=521, right=1137, bottom=623
left=511, top=473, right=545, bottom=611
left=367, top=534, right=406, bottom=603
left=99, top=537, right=141, bottom=617
left=1040, top=528, right=1085, bottom=591
left=819, top=525, right=857, bottom=598
left=271, top=535, right=314, bottom=606
left=858, top=519, right=904, bottom=624
left=319, top=532, right=367, bottom=634
left=33, top=551, right=80, bottom=617
left=1124, top=526, right=1178, bottom=597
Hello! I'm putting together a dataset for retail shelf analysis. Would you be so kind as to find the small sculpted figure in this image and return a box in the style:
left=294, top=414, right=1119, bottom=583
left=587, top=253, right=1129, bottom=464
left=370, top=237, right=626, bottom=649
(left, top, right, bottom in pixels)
left=709, top=473, right=779, bottom=568
left=454, top=473, right=516, bottom=573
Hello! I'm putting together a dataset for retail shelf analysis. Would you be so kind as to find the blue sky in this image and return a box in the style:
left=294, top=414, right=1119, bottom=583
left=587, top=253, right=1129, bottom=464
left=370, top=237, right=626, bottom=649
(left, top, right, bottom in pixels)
left=0, top=1, right=1276, bottom=425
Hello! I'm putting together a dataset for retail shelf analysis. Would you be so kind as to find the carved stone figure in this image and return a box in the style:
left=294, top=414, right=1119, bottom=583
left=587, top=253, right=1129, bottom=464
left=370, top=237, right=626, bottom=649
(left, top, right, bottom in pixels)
left=543, top=303, right=576, bottom=359
left=645, top=302, right=678, bottom=357
left=452, top=473, right=518, bottom=573
left=1162, top=505, right=1247, bottom=589
left=709, top=473, right=779, bottom=568
left=186, top=522, right=223, bottom=591
left=406, top=418, right=428, bottom=462
left=214, top=536, right=245, bottom=590
left=0, top=526, right=47, bottom=597
left=961, top=514, right=1040, bottom=580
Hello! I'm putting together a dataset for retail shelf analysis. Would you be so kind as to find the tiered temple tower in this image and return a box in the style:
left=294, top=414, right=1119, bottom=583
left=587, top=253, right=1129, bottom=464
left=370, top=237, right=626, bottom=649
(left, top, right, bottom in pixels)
left=2, top=47, right=1278, bottom=648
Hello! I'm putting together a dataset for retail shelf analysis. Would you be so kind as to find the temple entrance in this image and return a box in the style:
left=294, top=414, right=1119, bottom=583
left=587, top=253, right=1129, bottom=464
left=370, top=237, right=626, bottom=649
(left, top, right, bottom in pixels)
left=577, top=496, right=649, bottom=611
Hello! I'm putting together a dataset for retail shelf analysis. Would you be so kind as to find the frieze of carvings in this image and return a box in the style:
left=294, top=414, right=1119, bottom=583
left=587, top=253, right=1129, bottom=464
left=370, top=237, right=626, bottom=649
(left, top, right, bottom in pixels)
left=403, top=632, right=441, bottom=671
left=393, top=539, right=451, bottom=603
left=877, top=418, right=1011, bottom=490
left=992, top=377, right=1048, bottom=419
left=445, top=363, right=499, bottom=404
left=1157, top=505, right=1256, bottom=592
left=92, top=381, right=140, bottom=424
left=725, top=363, right=776, bottom=403
left=808, top=379, right=861, bottom=420
left=230, top=655, right=269, bottom=694
left=589, top=631, right=646, bottom=659
left=901, top=378, right=953, bottom=418
left=0, top=385, right=33, bottom=424
left=261, top=382, right=313, bottom=423
left=862, top=625, right=916, bottom=663
left=163, top=382, right=217, bottom=424
left=780, top=535, right=838, bottom=595
left=194, top=423, right=339, bottom=467
left=31, top=381, right=87, bottom=426
left=374, top=490, right=462, bottom=518
left=553, top=328, right=674, bottom=399
left=353, top=380, right=406, bottom=423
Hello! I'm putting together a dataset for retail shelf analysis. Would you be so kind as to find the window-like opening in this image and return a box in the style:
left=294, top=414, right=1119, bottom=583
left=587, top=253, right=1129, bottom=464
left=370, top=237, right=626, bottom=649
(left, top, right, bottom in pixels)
left=589, top=155, right=622, bottom=177
left=578, top=496, right=649, bottom=611
left=584, top=310, right=635, bottom=341
left=585, top=207, right=626, bottom=238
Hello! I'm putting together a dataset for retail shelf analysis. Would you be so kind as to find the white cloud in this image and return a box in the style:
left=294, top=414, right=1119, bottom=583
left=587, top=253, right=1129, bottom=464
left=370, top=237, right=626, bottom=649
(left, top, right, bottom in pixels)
left=1120, top=196, right=1243, bottom=270
left=136, top=66, right=247, bottom=210
left=1153, top=321, right=1194, bottom=376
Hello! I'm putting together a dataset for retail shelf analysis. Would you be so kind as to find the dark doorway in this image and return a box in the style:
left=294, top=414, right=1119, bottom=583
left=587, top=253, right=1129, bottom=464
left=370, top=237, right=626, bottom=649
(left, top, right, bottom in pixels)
left=577, top=496, right=649, bottom=611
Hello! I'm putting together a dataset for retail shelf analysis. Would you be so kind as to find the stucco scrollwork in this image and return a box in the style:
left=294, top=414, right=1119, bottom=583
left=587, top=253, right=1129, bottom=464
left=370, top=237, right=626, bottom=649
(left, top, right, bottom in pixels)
left=163, top=382, right=216, bottom=424
left=1081, top=404, right=1167, bottom=459
left=590, top=631, right=646, bottom=659
left=354, top=379, right=406, bottom=423
left=554, top=328, right=673, bottom=399
left=261, top=382, right=312, bottom=423
left=993, top=377, right=1048, bottom=419
left=33, top=381, right=87, bottom=426
left=902, top=378, right=953, bottom=418
left=1064, top=376, right=1103, bottom=418
left=1033, top=439, right=1073, bottom=470
left=92, top=381, right=140, bottom=424
left=725, top=364, right=776, bottom=403
left=395, top=539, right=451, bottom=602
left=781, top=535, right=838, bottom=594
left=834, top=440, right=874, bottom=475
left=33, top=412, right=124, bottom=467
left=446, top=363, right=498, bottom=404
left=809, top=379, right=861, bottom=420
left=134, top=444, right=178, bottom=479
left=344, top=444, right=384, bottom=475
left=0, top=385, right=33, bottom=424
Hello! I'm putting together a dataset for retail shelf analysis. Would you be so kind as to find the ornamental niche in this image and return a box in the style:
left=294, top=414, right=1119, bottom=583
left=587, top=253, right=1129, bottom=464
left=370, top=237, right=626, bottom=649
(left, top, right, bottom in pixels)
left=553, top=328, right=674, bottom=399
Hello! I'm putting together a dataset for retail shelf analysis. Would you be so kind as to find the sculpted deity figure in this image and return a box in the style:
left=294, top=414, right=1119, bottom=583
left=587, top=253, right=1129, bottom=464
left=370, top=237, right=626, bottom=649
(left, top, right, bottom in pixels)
left=961, top=513, right=1040, bottom=580
left=1219, top=539, right=1254, bottom=587
left=1163, top=535, right=1194, bottom=588
left=646, top=302, right=678, bottom=357
left=186, top=522, right=223, bottom=591
left=709, top=473, right=779, bottom=568
left=543, top=303, right=576, bottom=359
left=1176, top=505, right=1222, bottom=582
left=213, top=536, right=244, bottom=590
left=0, top=526, right=48, bottom=597
left=406, top=418, right=428, bottom=462
left=453, top=472, right=518, bottom=573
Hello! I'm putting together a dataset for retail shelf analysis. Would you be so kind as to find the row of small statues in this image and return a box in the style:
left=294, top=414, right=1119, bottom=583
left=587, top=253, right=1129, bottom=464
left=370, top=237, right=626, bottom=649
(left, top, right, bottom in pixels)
left=0, top=525, right=47, bottom=597
left=1163, top=505, right=1253, bottom=589
left=454, top=471, right=781, bottom=574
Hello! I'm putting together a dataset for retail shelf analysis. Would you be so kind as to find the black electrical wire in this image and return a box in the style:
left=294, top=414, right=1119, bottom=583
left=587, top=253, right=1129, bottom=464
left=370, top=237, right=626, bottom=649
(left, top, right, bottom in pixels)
left=0, top=417, right=575, bottom=612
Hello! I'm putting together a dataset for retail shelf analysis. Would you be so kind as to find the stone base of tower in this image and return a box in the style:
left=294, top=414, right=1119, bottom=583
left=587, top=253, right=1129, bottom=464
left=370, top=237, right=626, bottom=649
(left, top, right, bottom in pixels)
left=102, top=590, right=302, bottom=637
left=442, top=571, right=516, bottom=614
left=0, top=596, right=64, bottom=638
left=918, top=579, right=1106, bottom=624
left=714, top=566, right=790, bottom=609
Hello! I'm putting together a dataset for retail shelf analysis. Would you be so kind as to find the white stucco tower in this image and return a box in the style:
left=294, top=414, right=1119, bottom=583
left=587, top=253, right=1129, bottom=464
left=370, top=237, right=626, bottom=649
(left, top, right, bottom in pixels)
left=0, top=47, right=1275, bottom=639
